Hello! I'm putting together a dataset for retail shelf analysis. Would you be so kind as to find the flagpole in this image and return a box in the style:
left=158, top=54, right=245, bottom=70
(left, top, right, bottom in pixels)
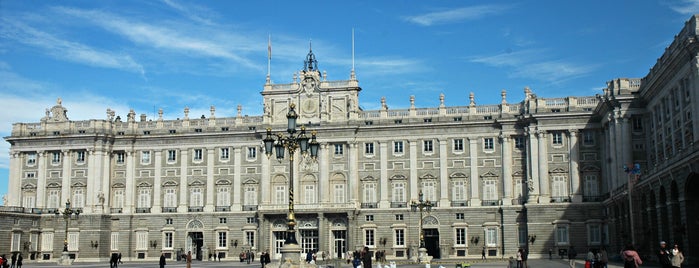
left=267, top=34, right=271, bottom=84
left=350, top=28, right=356, bottom=80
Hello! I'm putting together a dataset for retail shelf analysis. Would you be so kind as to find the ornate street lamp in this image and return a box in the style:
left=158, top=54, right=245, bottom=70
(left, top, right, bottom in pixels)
left=263, top=104, right=319, bottom=259
left=55, top=200, right=80, bottom=265
left=410, top=191, right=433, bottom=263
left=623, top=163, right=641, bottom=245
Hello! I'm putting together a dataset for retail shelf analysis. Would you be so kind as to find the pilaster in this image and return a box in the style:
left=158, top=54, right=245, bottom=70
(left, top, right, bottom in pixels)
left=124, top=150, right=134, bottom=213
left=537, top=131, right=550, bottom=203
left=379, top=141, right=389, bottom=208
left=468, top=137, right=480, bottom=206
left=348, top=143, right=359, bottom=203
left=438, top=139, right=449, bottom=207
left=153, top=150, right=163, bottom=213
left=36, top=151, right=46, bottom=208
left=232, top=147, right=242, bottom=211
left=205, top=147, right=215, bottom=212
left=569, top=130, right=582, bottom=202
left=501, top=135, right=513, bottom=205
left=61, top=149, right=72, bottom=206
left=409, top=139, right=418, bottom=200
left=178, top=149, right=189, bottom=213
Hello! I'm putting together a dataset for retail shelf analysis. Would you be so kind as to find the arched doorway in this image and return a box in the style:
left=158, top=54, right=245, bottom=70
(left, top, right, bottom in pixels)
left=422, top=216, right=440, bottom=259
left=186, top=220, right=204, bottom=261
left=684, top=173, right=699, bottom=262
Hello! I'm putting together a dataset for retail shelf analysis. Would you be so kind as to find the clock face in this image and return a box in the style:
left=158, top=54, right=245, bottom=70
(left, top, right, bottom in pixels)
left=302, top=99, right=318, bottom=114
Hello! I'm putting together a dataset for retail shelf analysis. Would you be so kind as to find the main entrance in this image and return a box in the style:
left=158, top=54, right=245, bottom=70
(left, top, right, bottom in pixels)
left=424, top=228, right=440, bottom=259
left=187, top=232, right=204, bottom=261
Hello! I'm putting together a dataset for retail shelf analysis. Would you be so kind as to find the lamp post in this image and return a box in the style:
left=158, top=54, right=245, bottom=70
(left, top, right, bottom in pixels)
left=623, top=163, right=641, bottom=246
left=55, top=199, right=80, bottom=265
left=263, top=104, right=320, bottom=262
left=410, top=191, right=433, bottom=263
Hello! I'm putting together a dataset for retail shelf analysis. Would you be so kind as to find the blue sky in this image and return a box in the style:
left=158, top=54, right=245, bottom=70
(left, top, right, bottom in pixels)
left=1, top=0, right=698, bottom=205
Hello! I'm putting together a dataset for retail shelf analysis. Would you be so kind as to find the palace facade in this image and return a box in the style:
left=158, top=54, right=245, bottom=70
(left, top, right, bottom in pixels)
left=1, top=15, right=698, bottom=264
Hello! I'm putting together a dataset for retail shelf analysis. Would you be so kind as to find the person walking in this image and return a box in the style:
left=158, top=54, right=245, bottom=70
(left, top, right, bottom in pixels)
left=15, top=254, right=22, bottom=268
left=10, top=253, right=16, bottom=268
left=361, top=246, right=372, bottom=268
left=568, top=246, right=578, bottom=268
left=186, top=251, right=192, bottom=268
left=549, top=248, right=553, bottom=260
left=159, top=253, right=166, bottom=268
left=658, top=241, right=673, bottom=268
left=671, top=244, right=685, bottom=268
left=522, top=248, right=528, bottom=268
left=516, top=248, right=523, bottom=268
left=482, top=247, right=487, bottom=260
left=598, top=247, right=609, bottom=268
left=261, top=251, right=271, bottom=268
left=622, top=244, right=642, bottom=268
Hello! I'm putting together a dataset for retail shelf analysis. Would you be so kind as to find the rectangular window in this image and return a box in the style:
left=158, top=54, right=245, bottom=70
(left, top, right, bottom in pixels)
left=584, top=175, right=599, bottom=197
left=52, top=152, right=61, bottom=164
left=218, top=232, right=227, bottom=248
left=364, top=229, right=375, bottom=246
left=365, top=215, right=374, bottom=222
left=485, top=228, right=498, bottom=247
left=455, top=228, right=467, bottom=245
left=164, top=232, right=174, bottom=249
left=193, top=149, right=203, bottom=161
left=519, top=227, right=527, bottom=246
left=483, top=138, right=494, bottom=150
left=22, top=195, right=35, bottom=209
left=191, top=188, right=203, bottom=207
left=244, top=185, right=258, bottom=205
left=334, top=144, right=344, bottom=155
left=27, top=153, right=37, bottom=165
left=452, top=181, right=466, bottom=201
left=30, top=233, right=38, bottom=251
left=245, top=231, right=255, bottom=248
left=113, top=189, right=124, bottom=208
left=73, top=188, right=85, bottom=208
left=456, top=213, right=464, bottom=220
left=164, top=188, right=176, bottom=208
left=392, top=182, right=405, bottom=202
left=138, top=188, right=151, bottom=208
left=364, top=143, right=375, bottom=155
left=423, top=140, right=433, bottom=153
left=395, top=214, right=404, bottom=221
left=483, top=180, right=497, bottom=201
left=136, top=232, right=147, bottom=250
left=76, top=151, right=86, bottom=163
left=515, top=136, right=526, bottom=149
left=11, top=233, right=21, bottom=252
left=167, top=150, right=177, bottom=162
left=552, top=176, right=568, bottom=198
left=333, top=184, right=345, bottom=203
left=583, top=131, right=594, bottom=145
left=556, top=225, right=569, bottom=245
left=304, top=185, right=316, bottom=204
left=220, top=148, right=230, bottom=160
left=247, top=147, right=257, bottom=159
left=422, top=181, right=436, bottom=202
left=275, top=186, right=286, bottom=204
left=217, top=187, right=230, bottom=207
left=552, top=132, right=563, bottom=145
left=141, top=151, right=150, bottom=164
left=116, top=152, right=125, bottom=164
left=68, top=232, right=79, bottom=251
left=42, top=232, right=55, bottom=251
left=48, top=189, right=60, bottom=208
left=588, top=224, right=601, bottom=244
left=395, top=229, right=405, bottom=246
left=453, top=139, right=464, bottom=151
left=394, top=141, right=404, bottom=154
left=364, top=183, right=376, bottom=203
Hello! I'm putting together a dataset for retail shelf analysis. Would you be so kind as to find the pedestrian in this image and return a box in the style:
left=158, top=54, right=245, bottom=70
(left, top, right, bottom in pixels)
left=361, top=246, right=372, bottom=268
left=598, top=247, right=608, bottom=268
left=516, top=248, right=523, bottom=268
left=15, top=254, right=21, bottom=268
left=10, top=253, right=15, bottom=268
left=159, top=253, right=166, bottom=268
left=621, top=244, right=642, bottom=268
left=568, top=246, right=578, bottom=268
left=0, top=255, right=5, bottom=268
left=522, top=248, right=528, bottom=268
left=549, top=248, right=553, bottom=260
left=261, top=251, right=271, bottom=268
left=587, top=249, right=595, bottom=268
left=482, top=247, right=487, bottom=260
left=117, top=252, right=123, bottom=264
left=658, top=241, right=673, bottom=268
left=306, top=250, right=314, bottom=263
left=671, top=244, right=685, bottom=268
left=186, top=251, right=192, bottom=268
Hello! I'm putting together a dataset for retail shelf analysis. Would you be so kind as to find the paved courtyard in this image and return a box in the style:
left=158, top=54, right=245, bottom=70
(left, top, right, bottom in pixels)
left=13, top=259, right=647, bottom=268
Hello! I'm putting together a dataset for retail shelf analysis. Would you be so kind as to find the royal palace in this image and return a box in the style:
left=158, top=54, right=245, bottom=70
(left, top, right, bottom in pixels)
left=1, top=14, right=699, bottom=265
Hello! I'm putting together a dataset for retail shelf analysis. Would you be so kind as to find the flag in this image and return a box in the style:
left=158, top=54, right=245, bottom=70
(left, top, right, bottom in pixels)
left=268, top=35, right=272, bottom=60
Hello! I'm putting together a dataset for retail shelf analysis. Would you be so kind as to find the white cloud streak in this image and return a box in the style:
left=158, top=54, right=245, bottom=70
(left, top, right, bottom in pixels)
left=404, top=5, right=511, bottom=26
left=0, top=19, right=146, bottom=76
left=671, top=0, right=699, bottom=14
left=469, top=49, right=595, bottom=83
left=54, top=7, right=260, bottom=70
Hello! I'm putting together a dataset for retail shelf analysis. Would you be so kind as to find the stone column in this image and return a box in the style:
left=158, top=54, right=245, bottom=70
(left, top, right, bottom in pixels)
left=569, top=130, right=581, bottom=203
left=613, top=112, right=623, bottom=188
left=84, top=149, right=96, bottom=213
left=439, top=139, right=449, bottom=207
left=232, top=147, right=242, bottom=211
left=153, top=150, right=163, bottom=213
left=205, top=147, right=215, bottom=212
left=319, top=144, right=330, bottom=204
left=8, top=151, right=21, bottom=206
left=61, top=150, right=72, bottom=206
left=526, top=128, right=540, bottom=202
left=379, top=141, right=389, bottom=208
left=409, top=140, right=418, bottom=199
left=259, top=147, right=270, bottom=207
left=537, top=131, right=550, bottom=203
left=501, top=135, right=513, bottom=205
left=124, top=150, right=134, bottom=213
left=178, top=149, right=189, bottom=213
left=468, top=137, right=480, bottom=206
left=36, top=151, right=46, bottom=208
left=348, top=143, right=359, bottom=203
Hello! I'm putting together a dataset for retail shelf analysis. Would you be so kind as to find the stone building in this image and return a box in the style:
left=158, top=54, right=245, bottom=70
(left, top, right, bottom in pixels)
left=1, top=15, right=697, bottom=264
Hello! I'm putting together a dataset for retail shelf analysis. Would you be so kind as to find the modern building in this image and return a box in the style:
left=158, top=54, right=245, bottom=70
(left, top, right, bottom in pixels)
left=1, top=14, right=697, bottom=265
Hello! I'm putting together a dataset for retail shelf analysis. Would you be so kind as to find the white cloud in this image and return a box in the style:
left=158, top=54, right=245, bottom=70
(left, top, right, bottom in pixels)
left=671, top=0, right=699, bottom=14
left=404, top=5, right=511, bottom=26
left=54, top=7, right=260, bottom=70
left=469, top=49, right=596, bottom=83
left=161, top=0, right=217, bottom=26
left=0, top=19, right=146, bottom=76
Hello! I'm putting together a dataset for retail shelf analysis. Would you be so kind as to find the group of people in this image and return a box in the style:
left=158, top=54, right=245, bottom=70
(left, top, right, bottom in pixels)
left=109, top=253, right=123, bottom=268
left=0, top=253, right=22, bottom=268
left=620, top=241, right=685, bottom=268
left=347, top=247, right=372, bottom=268
left=515, top=248, right=528, bottom=268
left=239, top=250, right=255, bottom=263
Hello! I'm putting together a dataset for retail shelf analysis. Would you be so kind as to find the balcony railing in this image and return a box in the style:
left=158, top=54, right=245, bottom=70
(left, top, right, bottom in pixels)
left=360, top=203, right=378, bottom=209
left=582, top=195, right=605, bottom=202
left=188, top=206, right=204, bottom=212
left=215, top=206, right=231, bottom=212
left=110, top=208, right=123, bottom=214
left=242, top=205, right=258, bottom=211
left=451, top=201, right=468, bottom=207
left=135, top=207, right=151, bottom=213
left=390, top=202, right=406, bottom=208
left=162, top=207, right=177, bottom=213
left=481, top=200, right=500, bottom=206
left=550, top=196, right=571, bottom=203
